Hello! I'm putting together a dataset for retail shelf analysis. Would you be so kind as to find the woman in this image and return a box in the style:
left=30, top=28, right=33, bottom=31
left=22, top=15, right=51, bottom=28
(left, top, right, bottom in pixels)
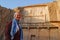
left=5, top=8, right=23, bottom=40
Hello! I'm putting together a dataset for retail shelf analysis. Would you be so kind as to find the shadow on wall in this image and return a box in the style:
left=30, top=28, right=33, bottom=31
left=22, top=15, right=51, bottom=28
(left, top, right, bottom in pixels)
left=0, top=7, right=14, bottom=40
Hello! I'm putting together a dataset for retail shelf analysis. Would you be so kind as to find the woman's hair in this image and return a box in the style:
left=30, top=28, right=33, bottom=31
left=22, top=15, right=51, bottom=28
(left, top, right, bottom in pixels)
left=13, top=7, right=23, bottom=13
left=13, top=7, right=24, bottom=18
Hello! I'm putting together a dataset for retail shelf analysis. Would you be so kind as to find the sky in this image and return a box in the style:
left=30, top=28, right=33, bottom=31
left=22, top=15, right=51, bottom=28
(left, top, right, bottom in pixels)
left=0, top=0, right=54, bottom=9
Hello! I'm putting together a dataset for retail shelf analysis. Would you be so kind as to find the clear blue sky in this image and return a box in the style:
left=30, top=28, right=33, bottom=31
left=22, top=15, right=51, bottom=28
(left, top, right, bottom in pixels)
left=0, top=0, right=54, bottom=9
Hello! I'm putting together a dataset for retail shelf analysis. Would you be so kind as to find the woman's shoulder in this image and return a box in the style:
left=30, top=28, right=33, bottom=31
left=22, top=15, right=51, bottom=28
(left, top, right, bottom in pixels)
left=6, top=21, right=12, bottom=28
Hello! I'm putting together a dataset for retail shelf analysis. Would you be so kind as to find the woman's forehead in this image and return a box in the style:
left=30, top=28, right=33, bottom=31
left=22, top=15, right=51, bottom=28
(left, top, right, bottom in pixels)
left=16, top=13, right=21, bottom=15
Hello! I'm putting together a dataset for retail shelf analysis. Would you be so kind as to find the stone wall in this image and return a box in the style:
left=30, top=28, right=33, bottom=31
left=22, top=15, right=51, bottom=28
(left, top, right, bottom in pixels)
left=0, top=1, right=60, bottom=40
left=47, top=1, right=58, bottom=21
left=55, top=0, right=60, bottom=21
left=0, top=6, right=14, bottom=40
left=23, top=5, right=50, bottom=23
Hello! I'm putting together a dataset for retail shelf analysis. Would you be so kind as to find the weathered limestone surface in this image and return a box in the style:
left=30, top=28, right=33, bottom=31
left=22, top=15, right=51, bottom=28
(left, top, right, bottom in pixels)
left=0, top=1, right=60, bottom=40
left=0, top=6, right=14, bottom=40
left=47, top=1, right=58, bottom=21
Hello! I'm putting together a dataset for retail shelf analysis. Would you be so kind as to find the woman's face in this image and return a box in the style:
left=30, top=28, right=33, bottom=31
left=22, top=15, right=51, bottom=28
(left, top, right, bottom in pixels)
left=15, top=13, right=22, bottom=20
